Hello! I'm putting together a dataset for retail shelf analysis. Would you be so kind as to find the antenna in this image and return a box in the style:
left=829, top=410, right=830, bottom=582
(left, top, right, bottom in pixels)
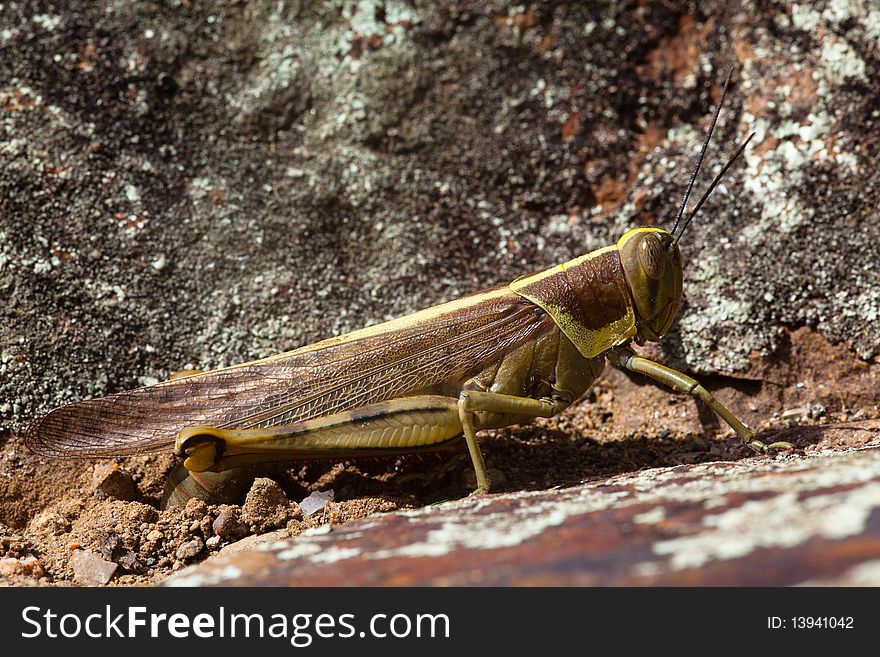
left=669, top=68, right=734, bottom=238
left=671, top=132, right=754, bottom=245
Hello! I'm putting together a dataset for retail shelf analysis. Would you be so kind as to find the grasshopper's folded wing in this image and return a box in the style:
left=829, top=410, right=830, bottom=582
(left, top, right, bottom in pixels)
left=26, top=288, right=553, bottom=458
left=25, top=368, right=283, bottom=457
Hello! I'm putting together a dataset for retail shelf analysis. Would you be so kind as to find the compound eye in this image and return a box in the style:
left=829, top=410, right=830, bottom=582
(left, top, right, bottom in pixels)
left=638, top=235, right=665, bottom=279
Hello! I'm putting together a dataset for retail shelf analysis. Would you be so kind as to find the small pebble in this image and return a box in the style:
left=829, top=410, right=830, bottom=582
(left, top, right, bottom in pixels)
left=0, top=555, right=44, bottom=579
left=212, top=509, right=249, bottom=541
left=175, top=537, right=204, bottom=562
left=243, top=478, right=301, bottom=532
left=184, top=498, right=208, bottom=519
left=245, top=478, right=289, bottom=509
left=99, top=531, right=121, bottom=559
left=300, top=489, right=334, bottom=517
left=21, top=555, right=44, bottom=578
left=29, top=510, right=69, bottom=535
left=782, top=406, right=808, bottom=419
left=91, top=464, right=137, bottom=501
left=116, top=551, right=145, bottom=574
left=70, top=549, right=117, bottom=586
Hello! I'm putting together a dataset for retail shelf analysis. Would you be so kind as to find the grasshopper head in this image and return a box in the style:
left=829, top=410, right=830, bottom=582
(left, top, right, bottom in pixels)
left=612, top=71, right=752, bottom=345
left=617, top=227, right=682, bottom=343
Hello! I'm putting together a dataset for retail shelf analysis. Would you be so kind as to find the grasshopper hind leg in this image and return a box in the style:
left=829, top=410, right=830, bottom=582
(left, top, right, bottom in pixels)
left=174, top=393, right=570, bottom=498
left=176, top=397, right=465, bottom=472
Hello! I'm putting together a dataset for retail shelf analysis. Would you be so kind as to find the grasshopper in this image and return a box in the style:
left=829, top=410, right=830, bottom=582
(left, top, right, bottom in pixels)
left=26, top=73, right=790, bottom=502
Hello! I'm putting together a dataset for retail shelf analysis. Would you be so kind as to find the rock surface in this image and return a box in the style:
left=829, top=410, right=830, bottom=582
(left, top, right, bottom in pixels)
left=170, top=421, right=880, bottom=586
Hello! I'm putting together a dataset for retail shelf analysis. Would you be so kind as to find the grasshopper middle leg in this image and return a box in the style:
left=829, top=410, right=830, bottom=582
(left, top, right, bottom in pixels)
left=458, top=390, right=568, bottom=494
left=609, top=347, right=793, bottom=453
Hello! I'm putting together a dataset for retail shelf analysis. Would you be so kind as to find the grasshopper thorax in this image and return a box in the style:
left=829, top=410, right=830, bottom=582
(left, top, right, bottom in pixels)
left=617, top=227, right=683, bottom=344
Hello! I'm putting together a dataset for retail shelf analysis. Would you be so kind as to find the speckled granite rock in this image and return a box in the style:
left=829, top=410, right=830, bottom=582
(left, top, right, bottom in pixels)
left=3, top=0, right=878, bottom=434
left=168, top=421, right=880, bottom=586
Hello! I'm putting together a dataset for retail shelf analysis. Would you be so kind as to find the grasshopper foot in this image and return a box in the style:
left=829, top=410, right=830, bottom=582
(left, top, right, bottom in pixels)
left=745, top=438, right=795, bottom=454
left=470, top=486, right=490, bottom=496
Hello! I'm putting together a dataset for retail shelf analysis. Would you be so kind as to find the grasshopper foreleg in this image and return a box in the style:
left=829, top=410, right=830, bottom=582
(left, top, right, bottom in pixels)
left=458, top=390, right=567, bottom=495
left=608, top=347, right=794, bottom=454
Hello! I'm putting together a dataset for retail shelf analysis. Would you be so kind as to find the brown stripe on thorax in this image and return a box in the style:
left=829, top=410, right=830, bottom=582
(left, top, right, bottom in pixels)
left=509, top=245, right=637, bottom=358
